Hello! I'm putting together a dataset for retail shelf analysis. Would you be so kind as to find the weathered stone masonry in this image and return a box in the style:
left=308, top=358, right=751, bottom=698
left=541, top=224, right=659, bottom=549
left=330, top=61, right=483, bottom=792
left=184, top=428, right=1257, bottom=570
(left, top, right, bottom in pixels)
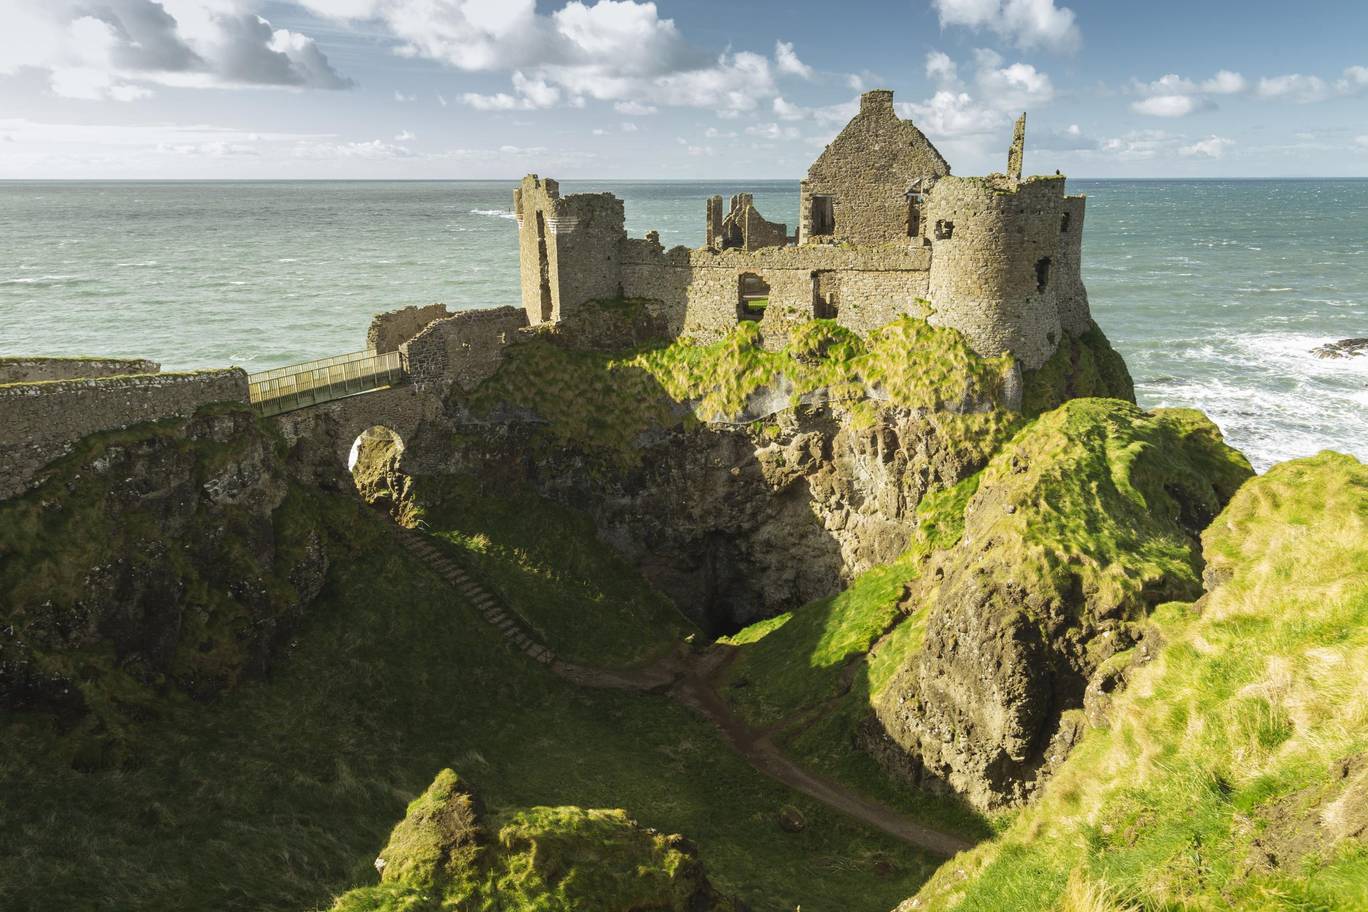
left=513, top=90, right=1093, bottom=371
left=0, top=369, right=249, bottom=500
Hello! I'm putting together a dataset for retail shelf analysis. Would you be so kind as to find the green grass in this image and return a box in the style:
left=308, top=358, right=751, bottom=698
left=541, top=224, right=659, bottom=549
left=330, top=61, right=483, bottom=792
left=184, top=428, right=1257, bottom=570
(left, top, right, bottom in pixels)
left=405, top=474, right=694, bottom=668
left=0, top=470, right=941, bottom=912
left=1020, top=324, right=1136, bottom=418
left=467, top=314, right=1023, bottom=465
left=908, top=451, right=1368, bottom=911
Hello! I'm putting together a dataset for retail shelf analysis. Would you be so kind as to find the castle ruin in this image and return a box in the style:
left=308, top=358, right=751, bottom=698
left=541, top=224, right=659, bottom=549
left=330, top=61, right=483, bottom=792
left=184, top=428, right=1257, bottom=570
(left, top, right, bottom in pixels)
left=513, top=91, right=1092, bottom=370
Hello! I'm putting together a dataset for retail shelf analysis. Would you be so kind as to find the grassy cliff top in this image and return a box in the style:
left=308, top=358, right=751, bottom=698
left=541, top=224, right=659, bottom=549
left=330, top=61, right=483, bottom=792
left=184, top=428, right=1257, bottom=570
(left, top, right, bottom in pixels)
left=907, top=451, right=1368, bottom=911
left=467, top=314, right=1024, bottom=464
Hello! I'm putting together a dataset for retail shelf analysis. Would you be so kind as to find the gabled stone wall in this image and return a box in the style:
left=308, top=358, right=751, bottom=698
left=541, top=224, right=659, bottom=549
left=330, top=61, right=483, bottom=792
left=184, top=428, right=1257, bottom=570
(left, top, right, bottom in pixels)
left=800, top=90, right=950, bottom=246
left=402, top=306, right=528, bottom=392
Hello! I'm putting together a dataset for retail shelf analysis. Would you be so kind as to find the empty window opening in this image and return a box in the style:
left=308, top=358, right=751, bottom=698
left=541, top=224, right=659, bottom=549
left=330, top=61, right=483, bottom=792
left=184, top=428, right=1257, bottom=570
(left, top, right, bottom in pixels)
left=812, top=271, right=838, bottom=319
left=738, top=273, right=770, bottom=321
left=810, top=195, right=834, bottom=237
left=535, top=211, right=553, bottom=322
left=1060, top=212, right=1071, bottom=233
left=934, top=219, right=954, bottom=240
left=907, top=201, right=921, bottom=238
left=1035, top=257, right=1052, bottom=292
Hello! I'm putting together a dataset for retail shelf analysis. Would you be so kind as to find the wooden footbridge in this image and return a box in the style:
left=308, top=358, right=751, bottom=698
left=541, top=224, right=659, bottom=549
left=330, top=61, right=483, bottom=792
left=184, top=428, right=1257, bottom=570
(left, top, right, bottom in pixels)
left=247, top=350, right=407, bottom=417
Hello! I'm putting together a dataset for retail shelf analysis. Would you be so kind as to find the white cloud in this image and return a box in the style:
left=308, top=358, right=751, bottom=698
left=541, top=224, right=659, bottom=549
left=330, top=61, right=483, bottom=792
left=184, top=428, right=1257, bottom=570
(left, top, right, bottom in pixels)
left=0, top=1, right=353, bottom=98
left=298, top=0, right=789, bottom=115
left=745, top=122, right=800, bottom=141
left=931, top=0, right=1081, bottom=54
left=1340, top=66, right=1368, bottom=94
left=703, top=126, right=737, bottom=139
left=395, top=129, right=415, bottom=141
left=1257, top=73, right=1330, bottom=103
left=1132, top=94, right=1212, bottom=117
left=1202, top=70, right=1247, bottom=94
left=512, top=70, right=561, bottom=107
left=620, top=121, right=638, bottom=132
left=926, top=51, right=958, bottom=85
left=1099, top=129, right=1180, bottom=161
left=394, top=90, right=416, bottom=102
left=773, top=97, right=806, bottom=120
left=461, top=91, right=531, bottom=111
left=1355, top=135, right=1368, bottom=151
left=774, top=40, right=815, bottom=79
left=614, top=100, right=658, bottom=115
left=902, top=49, right=1052, bottom=139
left=437, top=93, right=448, bottom=107
left=592, top=127, right=606, bottom=135
left=904, top=90, right=1002, bottom=136
left=1179, top=135, right=1234, bottom=158
left=294, top=138, right=414, bottom=160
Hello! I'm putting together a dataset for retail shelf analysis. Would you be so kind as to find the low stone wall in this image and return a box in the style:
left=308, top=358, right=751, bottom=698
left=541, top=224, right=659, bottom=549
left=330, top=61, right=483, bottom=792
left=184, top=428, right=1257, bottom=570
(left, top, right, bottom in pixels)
left=402, top=306, right=529, bottom=392
left=0, top=369, right=248, bottom=500
left=0, top=356, right=160, bottom=383
left=367, top=304, right=452, bottom=354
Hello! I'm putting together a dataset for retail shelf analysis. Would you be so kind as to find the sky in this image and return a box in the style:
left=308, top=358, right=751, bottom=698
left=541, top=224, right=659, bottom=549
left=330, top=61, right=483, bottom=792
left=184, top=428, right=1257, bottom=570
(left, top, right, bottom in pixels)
left=1, top=0, right=1366, bottom=179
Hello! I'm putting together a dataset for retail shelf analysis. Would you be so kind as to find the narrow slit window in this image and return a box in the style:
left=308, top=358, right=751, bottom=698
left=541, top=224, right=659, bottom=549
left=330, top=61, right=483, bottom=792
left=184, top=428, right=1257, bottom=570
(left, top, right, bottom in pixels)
left=1035, top=257, right=1052, bottom=292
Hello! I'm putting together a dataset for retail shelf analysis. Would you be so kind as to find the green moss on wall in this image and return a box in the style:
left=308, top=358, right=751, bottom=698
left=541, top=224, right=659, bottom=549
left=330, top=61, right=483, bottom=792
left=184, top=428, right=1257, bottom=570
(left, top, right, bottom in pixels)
left=1020, top=324, right=1135, bottom=418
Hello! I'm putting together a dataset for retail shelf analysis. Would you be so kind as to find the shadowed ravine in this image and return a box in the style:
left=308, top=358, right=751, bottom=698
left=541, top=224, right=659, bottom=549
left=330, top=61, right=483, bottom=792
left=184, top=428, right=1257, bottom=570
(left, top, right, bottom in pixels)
left=394, top=518, right=975, bottom=860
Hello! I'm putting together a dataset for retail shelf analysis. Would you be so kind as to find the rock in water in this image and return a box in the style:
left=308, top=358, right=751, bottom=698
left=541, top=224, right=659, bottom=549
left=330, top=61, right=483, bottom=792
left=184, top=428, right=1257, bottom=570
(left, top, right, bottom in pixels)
left=1311, top=337, right=1368, bottom=359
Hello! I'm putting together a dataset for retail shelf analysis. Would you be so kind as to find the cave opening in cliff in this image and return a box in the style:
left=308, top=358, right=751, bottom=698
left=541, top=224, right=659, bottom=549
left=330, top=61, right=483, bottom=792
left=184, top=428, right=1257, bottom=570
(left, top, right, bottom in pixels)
left=349, top=425, right=407, bottom=506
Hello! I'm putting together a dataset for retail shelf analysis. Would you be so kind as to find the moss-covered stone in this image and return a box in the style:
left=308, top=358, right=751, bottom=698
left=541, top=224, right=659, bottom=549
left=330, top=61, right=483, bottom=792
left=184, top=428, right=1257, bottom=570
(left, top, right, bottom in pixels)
left=871, top=398, right=1253, bottom=808
left=1020, top=324, right=1135, bottom=418
left=902, top=451, right=1368, bottom=911
left=331, top=769, right=742, bottom=912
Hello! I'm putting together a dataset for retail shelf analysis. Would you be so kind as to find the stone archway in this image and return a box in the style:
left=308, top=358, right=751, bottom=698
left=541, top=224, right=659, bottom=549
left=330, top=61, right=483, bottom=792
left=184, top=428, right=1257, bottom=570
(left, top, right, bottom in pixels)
left=350, top=425, right=408, bottom=507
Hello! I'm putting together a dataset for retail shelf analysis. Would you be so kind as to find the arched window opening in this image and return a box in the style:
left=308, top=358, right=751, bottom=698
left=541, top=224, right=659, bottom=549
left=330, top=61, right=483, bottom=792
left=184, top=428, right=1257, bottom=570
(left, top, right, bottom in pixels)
left=737, top=273, right=770, bottom=322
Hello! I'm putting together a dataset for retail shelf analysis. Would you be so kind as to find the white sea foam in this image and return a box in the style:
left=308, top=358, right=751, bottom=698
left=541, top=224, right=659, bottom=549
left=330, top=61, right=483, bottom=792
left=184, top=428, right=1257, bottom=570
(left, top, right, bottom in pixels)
left=471, top=208, right=517, bottom=221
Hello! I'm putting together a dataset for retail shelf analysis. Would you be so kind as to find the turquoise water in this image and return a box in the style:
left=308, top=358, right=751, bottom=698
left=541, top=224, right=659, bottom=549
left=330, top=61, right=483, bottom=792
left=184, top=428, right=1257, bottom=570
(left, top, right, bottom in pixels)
left=2, top=179, right=1366, bottom=470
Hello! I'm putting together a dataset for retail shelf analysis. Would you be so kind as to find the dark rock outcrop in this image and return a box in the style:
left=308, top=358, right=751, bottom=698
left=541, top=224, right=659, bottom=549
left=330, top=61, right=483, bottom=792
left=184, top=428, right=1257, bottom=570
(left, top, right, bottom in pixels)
left=1311, top=337, right=1368, bottom=359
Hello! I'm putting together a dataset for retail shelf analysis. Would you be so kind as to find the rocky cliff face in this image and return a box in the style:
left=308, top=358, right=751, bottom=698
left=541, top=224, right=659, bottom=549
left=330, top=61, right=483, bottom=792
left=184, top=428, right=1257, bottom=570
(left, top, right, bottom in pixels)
left=0, top=406, right=328, bottom=723
left=427, top=317, right=1037, bottom=632
left=866, top=400, right=1252, bottom=809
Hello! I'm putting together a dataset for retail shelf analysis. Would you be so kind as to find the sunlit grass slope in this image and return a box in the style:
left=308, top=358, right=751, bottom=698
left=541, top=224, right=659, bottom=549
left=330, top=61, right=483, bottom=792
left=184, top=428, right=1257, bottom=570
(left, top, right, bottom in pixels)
left=909, top=452, right=1368, bottom=911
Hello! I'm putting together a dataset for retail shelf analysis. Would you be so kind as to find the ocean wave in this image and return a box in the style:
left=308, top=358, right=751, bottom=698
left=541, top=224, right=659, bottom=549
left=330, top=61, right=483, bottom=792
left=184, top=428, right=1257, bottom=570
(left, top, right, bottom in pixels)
left=470, top=209, right=517, bottom=221
left=116, top=261, right=158, bottom=268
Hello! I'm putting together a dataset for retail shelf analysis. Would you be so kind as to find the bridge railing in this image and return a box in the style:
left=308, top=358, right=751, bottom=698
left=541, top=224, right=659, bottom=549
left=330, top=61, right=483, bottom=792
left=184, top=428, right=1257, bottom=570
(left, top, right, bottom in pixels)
left=248, top=350, right=406, bottom=416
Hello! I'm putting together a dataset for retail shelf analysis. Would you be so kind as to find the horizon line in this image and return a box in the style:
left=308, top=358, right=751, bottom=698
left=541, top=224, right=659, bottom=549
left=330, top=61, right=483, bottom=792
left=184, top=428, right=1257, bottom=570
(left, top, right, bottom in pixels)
left=4, top=175, right=1368, bottom=183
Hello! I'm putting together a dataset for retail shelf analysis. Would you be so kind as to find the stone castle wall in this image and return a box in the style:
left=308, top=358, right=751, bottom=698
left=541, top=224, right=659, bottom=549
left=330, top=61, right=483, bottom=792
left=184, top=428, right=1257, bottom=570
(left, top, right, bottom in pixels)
left=0, top=369, right=249, bottom=500
left=367, top=304, right=452, bottom=354
left=924, top=175, right=1084, bottom=369
left=401, top=306, right=528, bottom=392
left=0, top=356, right=161, bottom=383
left=621, top=240, right=931, bottom=343
left=514, top=176, right=626, bottom=325
left=800, top=90, right=950, bottom=246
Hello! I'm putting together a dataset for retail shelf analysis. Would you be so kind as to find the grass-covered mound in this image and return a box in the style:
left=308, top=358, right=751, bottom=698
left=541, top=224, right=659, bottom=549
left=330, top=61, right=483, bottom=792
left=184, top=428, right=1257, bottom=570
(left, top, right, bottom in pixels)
left=906, top=451, right=1368, bottom=911
left=0, top=405, right=327, bottom=735
left=1020, top=324, right=1135, bottom=418
left=0, top=464, right=940, bottom=911
left=467, top=315, right=1021, bottom=465
left=332, top=769, right=740, bottom=911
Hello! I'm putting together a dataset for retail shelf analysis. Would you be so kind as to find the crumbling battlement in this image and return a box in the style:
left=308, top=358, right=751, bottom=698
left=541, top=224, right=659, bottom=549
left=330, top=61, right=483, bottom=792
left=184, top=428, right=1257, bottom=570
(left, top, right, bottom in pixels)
left=367, top=303, right=452, bottom=355
left=0, top=369, right=249, bottom=500
left=514, top=90, right=1093, bottom=370
left=400, top=305, right=529, bottom=392
left=0, top=356, right=161, bottom=384
left=707, top=193, right=790, bottom=252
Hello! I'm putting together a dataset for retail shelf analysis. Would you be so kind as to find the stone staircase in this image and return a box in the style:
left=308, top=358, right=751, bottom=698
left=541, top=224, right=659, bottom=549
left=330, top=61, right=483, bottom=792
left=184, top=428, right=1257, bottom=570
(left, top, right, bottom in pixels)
left=394, top=525, right=556, bottom=666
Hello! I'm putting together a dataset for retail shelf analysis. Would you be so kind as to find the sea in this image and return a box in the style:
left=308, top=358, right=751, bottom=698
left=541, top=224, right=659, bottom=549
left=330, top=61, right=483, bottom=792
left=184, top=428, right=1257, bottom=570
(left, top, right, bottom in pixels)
left=2, top=179, right=1366, bottom=472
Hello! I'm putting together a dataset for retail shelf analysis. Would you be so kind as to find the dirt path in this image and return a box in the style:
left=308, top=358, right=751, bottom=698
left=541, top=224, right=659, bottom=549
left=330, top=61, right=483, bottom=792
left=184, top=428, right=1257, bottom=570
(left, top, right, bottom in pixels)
left=396, top=523, right=974, bottom=860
